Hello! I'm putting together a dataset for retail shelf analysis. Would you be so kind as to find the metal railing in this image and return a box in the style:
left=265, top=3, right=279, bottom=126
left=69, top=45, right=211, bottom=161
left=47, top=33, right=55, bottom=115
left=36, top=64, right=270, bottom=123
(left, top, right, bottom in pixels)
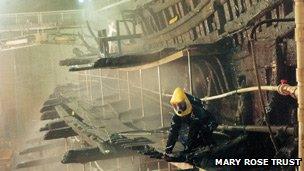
left=76, top=49, right=288, bottom=131
left=77, top=50, right=194, bottom=128
left=0, top=0, right=131, bottom=32
left=0, top=10, right=86, bottom=31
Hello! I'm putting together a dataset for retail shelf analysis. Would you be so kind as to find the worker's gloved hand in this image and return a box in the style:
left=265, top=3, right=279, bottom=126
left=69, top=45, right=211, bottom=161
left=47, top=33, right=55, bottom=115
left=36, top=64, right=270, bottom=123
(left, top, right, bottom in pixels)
left=207, top=121, right=218, bottom=131
left=164, top=152, right=175, bottom=162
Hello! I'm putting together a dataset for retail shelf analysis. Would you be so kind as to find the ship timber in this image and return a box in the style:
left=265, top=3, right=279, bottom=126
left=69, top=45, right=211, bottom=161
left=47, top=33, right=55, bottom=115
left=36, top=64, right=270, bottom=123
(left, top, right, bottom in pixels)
left=33, top=0, right=299, bottom=169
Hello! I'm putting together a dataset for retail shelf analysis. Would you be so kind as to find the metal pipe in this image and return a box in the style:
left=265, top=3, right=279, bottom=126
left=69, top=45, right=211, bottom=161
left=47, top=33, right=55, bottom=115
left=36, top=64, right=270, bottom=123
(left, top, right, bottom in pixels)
left=187, top=49, right=193, bottom=94
left=139, top=69, right=145, bottom=117
left=217, top=125, right=294, bottom=135
left=295, top=1, right=304, bottom=169
left=158, top=66, right=164, bottom=127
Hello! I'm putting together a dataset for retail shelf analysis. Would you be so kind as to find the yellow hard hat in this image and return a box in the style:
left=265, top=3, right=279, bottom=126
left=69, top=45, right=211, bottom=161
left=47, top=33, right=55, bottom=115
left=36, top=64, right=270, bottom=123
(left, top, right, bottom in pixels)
left=170, top=87, right=192, bottom=116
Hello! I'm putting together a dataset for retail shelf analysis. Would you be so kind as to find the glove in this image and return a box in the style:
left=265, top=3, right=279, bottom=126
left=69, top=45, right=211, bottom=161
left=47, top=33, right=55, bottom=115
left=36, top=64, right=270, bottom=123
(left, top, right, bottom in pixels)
left=164, top=152, right=175, bottom=162
left=207, top=121, right=218, bottom=131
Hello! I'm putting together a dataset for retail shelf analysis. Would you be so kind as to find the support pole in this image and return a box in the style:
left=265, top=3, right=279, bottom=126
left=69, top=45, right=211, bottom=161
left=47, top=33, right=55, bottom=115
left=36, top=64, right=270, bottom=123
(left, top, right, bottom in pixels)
left=65, top=139, right=69, bottom=171
left=61, top=13, right=64, bottom=23
left=117, top=70, right=121, bottom=100
left=13, top=55, right=21, bottom=137
left=168, top=163, right=172, bottom=171
left=85, top=71, right=89, bottom=100
left=99, top=70, right=105, bottom=118
left=295, top=0, right=304, bottom=169
left=116, top=158, right=120, bottom=171
left=116, top=20, right=122, bottom=54
left=157, top=66, right=164, bottom=127
left=187, top=49, right=193, bottom=94
left=99, top=70, right=104, bottom=106
left=127, top=71, right=131, bottom=109
left=78, top=72, right=82, bottom=98
left=139, top=69, right=145, bottom=117
left=89, top=70, right=93, bottom=102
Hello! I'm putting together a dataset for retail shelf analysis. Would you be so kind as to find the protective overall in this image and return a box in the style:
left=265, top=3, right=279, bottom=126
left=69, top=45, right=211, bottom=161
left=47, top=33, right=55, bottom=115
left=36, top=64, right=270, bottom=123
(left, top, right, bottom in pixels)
left=165, top=87, right=218, bottom=154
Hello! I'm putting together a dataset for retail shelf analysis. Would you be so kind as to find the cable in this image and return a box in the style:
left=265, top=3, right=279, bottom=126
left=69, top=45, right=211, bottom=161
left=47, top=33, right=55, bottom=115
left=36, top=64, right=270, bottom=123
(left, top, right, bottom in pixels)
left=248, top=18, right=295, bottom=154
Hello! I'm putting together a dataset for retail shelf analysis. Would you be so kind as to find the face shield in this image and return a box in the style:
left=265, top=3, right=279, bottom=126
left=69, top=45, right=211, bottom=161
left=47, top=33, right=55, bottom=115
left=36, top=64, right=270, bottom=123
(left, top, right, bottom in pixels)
left=172, top=101, right=187, bottom=115
left=170, top=87, right=192, bottom=117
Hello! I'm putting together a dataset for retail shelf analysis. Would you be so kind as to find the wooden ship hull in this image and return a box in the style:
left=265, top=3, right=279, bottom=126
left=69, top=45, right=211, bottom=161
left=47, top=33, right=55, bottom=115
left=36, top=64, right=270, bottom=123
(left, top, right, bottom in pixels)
left=21, top=0, right=298, bottom=170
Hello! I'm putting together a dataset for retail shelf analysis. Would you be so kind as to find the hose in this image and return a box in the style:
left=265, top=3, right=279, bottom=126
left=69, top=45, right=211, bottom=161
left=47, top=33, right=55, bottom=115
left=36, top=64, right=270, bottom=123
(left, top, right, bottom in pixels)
left=248, top=18, right=295, bottom=154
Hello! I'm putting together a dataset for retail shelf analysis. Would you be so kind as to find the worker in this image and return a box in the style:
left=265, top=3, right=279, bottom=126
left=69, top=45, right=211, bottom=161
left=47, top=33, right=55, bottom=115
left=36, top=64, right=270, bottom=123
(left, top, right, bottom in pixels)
left=164, top=87, right=218, bottom=160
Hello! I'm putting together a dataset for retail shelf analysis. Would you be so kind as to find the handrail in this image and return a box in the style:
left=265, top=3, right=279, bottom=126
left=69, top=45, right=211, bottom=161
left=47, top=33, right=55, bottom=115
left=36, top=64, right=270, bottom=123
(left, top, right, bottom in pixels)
left=0, top=9, right=83, bottom=16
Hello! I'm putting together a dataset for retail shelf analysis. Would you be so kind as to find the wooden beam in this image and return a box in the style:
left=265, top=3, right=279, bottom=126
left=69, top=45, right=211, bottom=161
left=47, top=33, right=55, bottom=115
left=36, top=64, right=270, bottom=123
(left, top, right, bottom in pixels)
left=15, top=156, right=61, bottom=169
left=40, top=110, right=60, bottom=120
left=62, top=147, right=134, bottom=164
left=44, top=127, right=78, bottom=140
left=40, top=120, right=68, bottom=132
left=20, top=141, right=65, bottom=155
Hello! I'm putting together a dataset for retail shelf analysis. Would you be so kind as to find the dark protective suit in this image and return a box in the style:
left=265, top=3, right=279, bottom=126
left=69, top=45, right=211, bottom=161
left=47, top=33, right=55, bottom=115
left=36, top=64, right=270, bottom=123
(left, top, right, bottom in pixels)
left=165, top=93, right=218, bottom=154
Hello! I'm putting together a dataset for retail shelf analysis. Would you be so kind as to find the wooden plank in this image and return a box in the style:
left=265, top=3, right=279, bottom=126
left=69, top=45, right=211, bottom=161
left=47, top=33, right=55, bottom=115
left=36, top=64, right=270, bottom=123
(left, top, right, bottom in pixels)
left=240, top=0, right=248, bottom=12
left=40, top=120, right=67, bottom=132
left=41, top=110, right=60, bottom=120
left=19, top=141, right=65, bottom=155
left=55, top=105, right=115, bottom=154
left=230, top=0, right=239, bottom=18
left=225, top=0, right=284, bottom=33
left=170, top=162, right=194, bottom=170
left=162, top=10, right=169, bottom=26
left=187, top=0, right=195, bottom=10
left=174, top=3, right=182, bottom=18
left=223, top=1, right=231, bottom=22
left=143, top=0, right=213, bottom=43
left=204, top=20, right=210, bottom=35
left=62, top=147, right=133, bottom=164
left=198, top=22, right=205, bottom=36
left=120, top=51, right=184, bottom=71
left=151, top=0, right=181, bottom=13
left=15, top=156, right=61, bottom=169
left=44, top=127, right=78, bottom=140
left=178, top=1, right=186, bottom=17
